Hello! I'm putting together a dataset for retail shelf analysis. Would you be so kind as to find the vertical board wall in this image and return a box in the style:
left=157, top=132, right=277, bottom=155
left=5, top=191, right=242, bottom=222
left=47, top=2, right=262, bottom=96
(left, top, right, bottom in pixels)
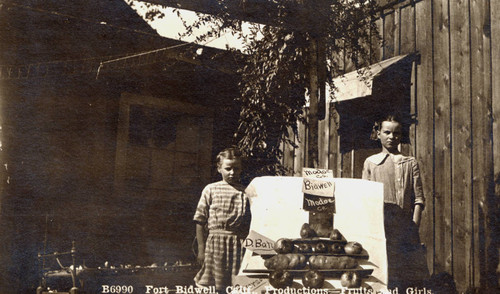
left=282, top=0, right=499, bottom=291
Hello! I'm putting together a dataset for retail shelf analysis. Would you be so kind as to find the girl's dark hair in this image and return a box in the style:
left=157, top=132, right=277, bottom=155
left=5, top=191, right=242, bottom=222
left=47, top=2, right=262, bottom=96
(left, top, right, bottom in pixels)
left=216, top=147, right=243, bottom=167
left=370, top=113, right=403, bottom=140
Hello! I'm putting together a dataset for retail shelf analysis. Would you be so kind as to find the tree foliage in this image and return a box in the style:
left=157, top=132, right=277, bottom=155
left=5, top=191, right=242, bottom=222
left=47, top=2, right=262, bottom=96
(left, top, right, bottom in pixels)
left=135, top=0, right=380, bottom=179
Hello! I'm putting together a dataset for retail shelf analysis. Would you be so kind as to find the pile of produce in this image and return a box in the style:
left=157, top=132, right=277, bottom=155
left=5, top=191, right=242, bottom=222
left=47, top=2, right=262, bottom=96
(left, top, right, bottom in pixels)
left=264, top=253, right=307, bottom=270
left=265, top=223, right=367, bottom=289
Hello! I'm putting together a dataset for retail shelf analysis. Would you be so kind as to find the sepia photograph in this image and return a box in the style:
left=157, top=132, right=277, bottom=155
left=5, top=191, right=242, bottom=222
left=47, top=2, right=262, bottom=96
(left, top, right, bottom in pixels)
left=0, top=0, right=498, bottom=293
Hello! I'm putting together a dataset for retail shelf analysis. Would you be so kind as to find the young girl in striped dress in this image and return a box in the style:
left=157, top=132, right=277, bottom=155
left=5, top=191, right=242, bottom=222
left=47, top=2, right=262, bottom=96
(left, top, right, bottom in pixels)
left=193, top=148, right=251, bottom=292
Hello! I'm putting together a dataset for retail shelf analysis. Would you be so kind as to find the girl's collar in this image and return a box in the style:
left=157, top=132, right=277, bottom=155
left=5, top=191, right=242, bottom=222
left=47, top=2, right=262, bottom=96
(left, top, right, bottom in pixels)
left=367, top=152, right=405, bottom=165
left=367, top=152, right=389, bottom=165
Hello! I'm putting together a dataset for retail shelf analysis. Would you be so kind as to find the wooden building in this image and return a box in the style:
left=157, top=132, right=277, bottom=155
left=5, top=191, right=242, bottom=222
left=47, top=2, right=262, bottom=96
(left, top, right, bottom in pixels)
left=0, top=1, right=240, bottom=292
left=281, top=0, right=499, bottom=292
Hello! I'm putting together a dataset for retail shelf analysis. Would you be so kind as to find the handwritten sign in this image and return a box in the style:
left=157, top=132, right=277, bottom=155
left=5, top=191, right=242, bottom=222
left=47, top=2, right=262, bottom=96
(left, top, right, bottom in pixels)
left=231, top=276, right=268, bottom=293
left=302, top=178, right=335, bottom=197
left=301, top=175, right=336, bottom=213
left=243, top=230, right=276, bottom=255
left=302, top=167, right=334, bottom=179
left=303, top=194, right=336, bottom=213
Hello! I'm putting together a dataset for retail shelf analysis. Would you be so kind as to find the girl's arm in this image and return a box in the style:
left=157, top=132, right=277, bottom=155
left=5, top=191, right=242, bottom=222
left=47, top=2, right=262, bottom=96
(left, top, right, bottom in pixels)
left=413, top=203, right=423, bottom=227
left=412, top=160, right=425, bottom=227
left=196, top=223, right=206, bottom=265
left=361, top=160, right=371, bottom=180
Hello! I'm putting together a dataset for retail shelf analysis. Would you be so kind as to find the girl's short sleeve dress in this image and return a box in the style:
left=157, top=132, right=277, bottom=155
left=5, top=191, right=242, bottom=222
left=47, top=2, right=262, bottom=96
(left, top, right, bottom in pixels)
left=193, top=181, right=251, bottom=290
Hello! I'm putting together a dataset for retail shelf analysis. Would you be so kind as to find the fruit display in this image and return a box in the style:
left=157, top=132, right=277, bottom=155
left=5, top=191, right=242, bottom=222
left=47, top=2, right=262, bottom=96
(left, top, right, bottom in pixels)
left=330, top=243, right=344, bottom=254
left=300, top=223, right=317, bottom=239
left=313, top=242, right=328, bottom=253
left=329, top=229, right=343, bottom=241
left=302, top=270, right=325, bottom=288
left=274, top=238, right=295, bottom=254
left=296, top=243, right=313, bottom=253
left=310, top=223, right=331, bottom=238
left=264, top=224, right=371, bottom=289
left=308, top=255, right=358, bottom=270
left=269, top=270, right=294, bottom=288
left=340, top=272, right=362, bottom=288
left=344, top=242, right=363, bottom=255
left=264, top=253, right=307, bottom=270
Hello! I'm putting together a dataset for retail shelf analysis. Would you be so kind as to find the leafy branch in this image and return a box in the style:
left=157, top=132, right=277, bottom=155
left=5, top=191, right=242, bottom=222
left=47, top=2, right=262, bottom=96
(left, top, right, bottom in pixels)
left=133, top=0, right=380, bottom=179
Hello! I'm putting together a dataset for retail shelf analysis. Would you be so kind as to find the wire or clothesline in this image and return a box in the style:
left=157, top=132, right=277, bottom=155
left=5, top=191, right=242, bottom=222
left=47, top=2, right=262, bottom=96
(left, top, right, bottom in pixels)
left=94, top=31, right=239, bottom=79
left=0, top=45, right=184, bottom=80
left=95, top=42, right=194, bottom=79
left=0, top=1, right=197, bottom=80
left=0, top=28, right=236, bottom=80
left=0, top=38, right=231, bottom=80
left=0, top=2, right=240, bottom=79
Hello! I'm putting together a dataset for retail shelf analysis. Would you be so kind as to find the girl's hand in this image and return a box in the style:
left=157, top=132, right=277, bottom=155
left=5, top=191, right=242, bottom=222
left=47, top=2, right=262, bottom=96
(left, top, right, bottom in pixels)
left=197, top=248, right=205, bottom=265
left=195, top=223, right=206, bottom=266
left=413, top=204, right=423, bottom=227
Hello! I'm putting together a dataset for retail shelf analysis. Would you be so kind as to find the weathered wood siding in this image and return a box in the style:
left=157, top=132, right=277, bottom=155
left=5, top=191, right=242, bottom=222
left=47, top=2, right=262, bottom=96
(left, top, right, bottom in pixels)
left=284, top=0, right=499, bottom=291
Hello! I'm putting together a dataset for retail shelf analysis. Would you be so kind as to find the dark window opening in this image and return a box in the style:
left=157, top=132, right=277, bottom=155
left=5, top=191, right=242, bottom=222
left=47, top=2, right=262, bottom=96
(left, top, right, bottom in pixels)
left=128, top=105, right=180, bottom=148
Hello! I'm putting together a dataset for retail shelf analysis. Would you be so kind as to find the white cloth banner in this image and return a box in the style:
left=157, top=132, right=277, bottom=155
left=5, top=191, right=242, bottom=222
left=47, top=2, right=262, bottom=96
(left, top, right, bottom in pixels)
left=238, top=176, right=388, bottom=291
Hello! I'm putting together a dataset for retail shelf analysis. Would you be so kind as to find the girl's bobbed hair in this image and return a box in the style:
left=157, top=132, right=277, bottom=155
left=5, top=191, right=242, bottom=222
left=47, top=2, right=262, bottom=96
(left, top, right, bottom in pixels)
left=370, top=113, right=403, bottom=140
left=216, top=147, right=243, bottom=167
